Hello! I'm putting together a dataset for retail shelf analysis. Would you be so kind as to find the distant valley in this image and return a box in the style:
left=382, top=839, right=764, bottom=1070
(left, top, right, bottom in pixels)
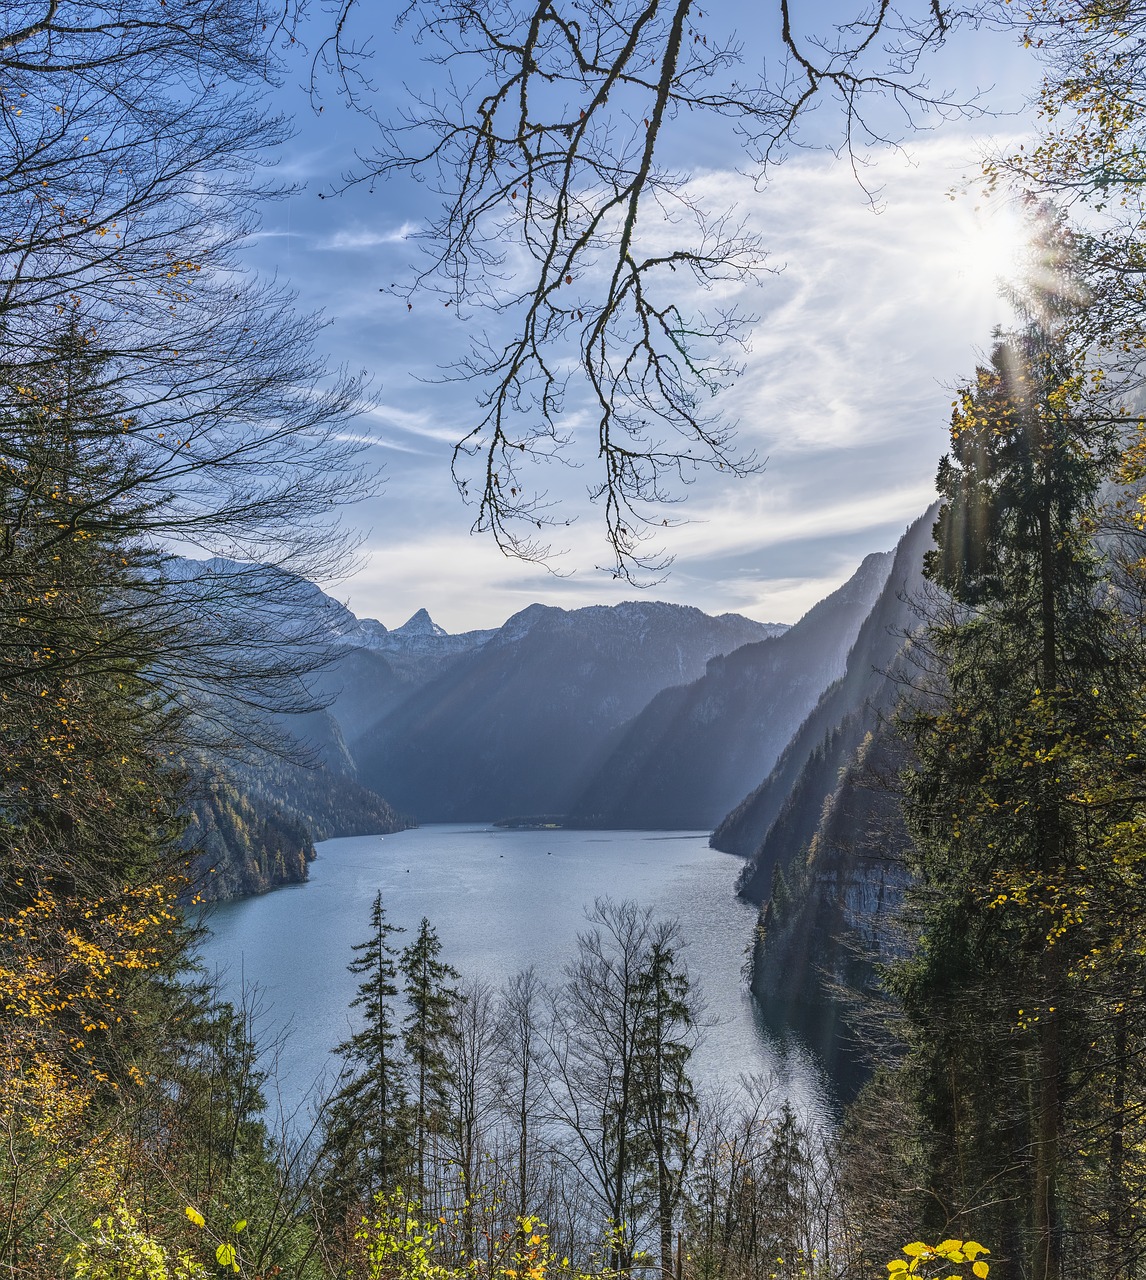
left=193, top=513, right=935, bottom=937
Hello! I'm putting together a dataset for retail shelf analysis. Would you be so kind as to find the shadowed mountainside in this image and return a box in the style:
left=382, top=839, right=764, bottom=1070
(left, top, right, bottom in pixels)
left=564, top=551, right=894, bottom=829
left=353, top=601, right=784, bottom=822
left=714, top=507, right=935, bottom=885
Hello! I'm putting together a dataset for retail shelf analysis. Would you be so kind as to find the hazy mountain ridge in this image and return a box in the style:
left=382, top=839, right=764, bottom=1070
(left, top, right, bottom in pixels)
left=565, top=550, right=894, bottom=829
left=712, top=508, right=936, bottom=879
left=174, top=530, right=929, bottom=904
left=351, top=601, right=784, bottom=822
left=702, top=510, right=937, bottom=1083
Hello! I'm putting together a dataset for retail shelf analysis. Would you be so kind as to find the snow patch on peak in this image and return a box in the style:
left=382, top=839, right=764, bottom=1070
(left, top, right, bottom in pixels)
left=394, top=607, right=447, bottom=638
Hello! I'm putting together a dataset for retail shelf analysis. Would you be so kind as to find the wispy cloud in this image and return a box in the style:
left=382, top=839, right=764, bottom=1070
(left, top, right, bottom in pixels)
left=248, top=131, right=1034, bottom=629
left=318, top=222, right=420, bottom=250
left=667, top=480, right=938, bottom=561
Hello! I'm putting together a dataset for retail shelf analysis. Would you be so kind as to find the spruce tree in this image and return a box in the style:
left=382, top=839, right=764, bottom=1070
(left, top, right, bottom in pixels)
left=894, top=237, right=1146, bottom=1277
left=323, top=893, right=409, bottom=1213
left=0, top=331, right=190, bottom=1089
left=634, top=927, right=698, bottom=1280
left=400, top=917, right=459, bottom=1205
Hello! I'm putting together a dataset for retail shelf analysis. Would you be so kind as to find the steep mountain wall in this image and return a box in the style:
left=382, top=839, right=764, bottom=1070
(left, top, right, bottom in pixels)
left=712, top=507, right=936, bottom=879
left=715, top=510, right=938, bottom=1089
left=565, top=551, right=894, bottom=829
left=748, top=721, right=912, bottom=1088
left=183, top=708, right=413, bottom=902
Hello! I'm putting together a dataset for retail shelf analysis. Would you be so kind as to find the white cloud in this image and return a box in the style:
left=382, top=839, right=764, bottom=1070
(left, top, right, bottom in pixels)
left=259, top=132, right=1036, bottom=628
left=666, top=479, right=938, bottom=561
left=318, top=222, right=420, bottom=250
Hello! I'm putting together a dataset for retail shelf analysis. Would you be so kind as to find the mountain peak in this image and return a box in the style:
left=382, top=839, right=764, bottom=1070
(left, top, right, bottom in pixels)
left=395, top=607, right=447, bottom=637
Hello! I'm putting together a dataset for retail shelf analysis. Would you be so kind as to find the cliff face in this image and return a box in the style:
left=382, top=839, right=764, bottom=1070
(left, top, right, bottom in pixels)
left=712, top=507, right=936, bottom=875
left=182, top=708, right=413, bottom=902
left=183, top=768, right=316, bottom=900
left=748, top=722, right=912, bottom=1089
left=565, top=550, right=894, bottom=830
left=719, top=509, right=938, bottom=1088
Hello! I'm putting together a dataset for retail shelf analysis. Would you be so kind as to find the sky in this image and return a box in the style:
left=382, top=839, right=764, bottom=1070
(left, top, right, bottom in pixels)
left=240, top=4, right=1041, bottom=633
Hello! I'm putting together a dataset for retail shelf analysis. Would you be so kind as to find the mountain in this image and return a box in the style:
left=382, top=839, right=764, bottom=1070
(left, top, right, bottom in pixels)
left=712, top=507, right=936, bottom=877
left=157, top=563, right=429, bottom=899
left=708, top=509, right=937, bottom=1086
left=182, top=707, right=414, bottom=902
left=749, top=721, right=912, bottom=1090
left=331, top=606, right=498, bottom=672
left=165, top=559, right=497, bottom=744
left=305, top=607, right=499, bottom=745
left=352, top=601, right=783, bottom=822
left=565, top=550, right=894, bottom=829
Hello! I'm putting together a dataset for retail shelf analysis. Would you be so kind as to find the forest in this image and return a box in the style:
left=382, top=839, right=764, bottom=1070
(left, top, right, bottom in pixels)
left=3, top=1, right=1146, bottom=1278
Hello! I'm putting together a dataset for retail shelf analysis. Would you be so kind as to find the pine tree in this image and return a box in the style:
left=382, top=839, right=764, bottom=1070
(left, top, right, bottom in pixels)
left=894, top=235, right=1146, bottom=1277
left=634, top=926, right=698, bottom=1280
left=400, top=917, right=459, bottom=1205
left=323, top=893, right=409, bottom=1214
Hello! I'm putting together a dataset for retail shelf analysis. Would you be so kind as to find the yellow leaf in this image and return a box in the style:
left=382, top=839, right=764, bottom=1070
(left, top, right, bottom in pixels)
left=185, top=1206, right=205, bottom=1228
left=973, top=1263, right=990, bottom=1278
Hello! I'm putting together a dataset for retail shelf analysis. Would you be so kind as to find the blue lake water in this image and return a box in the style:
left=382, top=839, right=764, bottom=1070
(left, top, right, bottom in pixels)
left=196, top=825, right=832, bottom=1128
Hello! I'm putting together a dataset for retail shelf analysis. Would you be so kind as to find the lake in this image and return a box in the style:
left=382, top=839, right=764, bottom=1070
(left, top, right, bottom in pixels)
left=196, top=824, right=832, bottom=1129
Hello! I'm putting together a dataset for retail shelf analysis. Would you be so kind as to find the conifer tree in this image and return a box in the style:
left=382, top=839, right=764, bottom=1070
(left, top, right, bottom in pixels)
left=894, top=234, right=1146, bottom=1278
left=635, top=927, right=698, bottom=1280
left=323, top=893, right=409, bottom=1214
left=0, top=331, right=191, bottom=1092
left=400, top=917, right=460, bottom=1205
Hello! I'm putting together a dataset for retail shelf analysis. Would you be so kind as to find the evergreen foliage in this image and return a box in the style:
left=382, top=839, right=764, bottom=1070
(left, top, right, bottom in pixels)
left=324, top=893, right=411, bottom=1217
left=891, top=236, right=1146, bottom=1278
left=401, top=918, right=461, bottom=1205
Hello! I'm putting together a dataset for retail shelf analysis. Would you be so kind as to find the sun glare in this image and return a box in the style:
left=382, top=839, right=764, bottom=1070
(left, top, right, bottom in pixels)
left=941, top=199, right=1031, bottom=317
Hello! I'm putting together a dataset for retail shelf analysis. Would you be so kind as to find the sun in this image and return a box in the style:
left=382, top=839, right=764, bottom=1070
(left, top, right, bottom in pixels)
left=940, top=197, right=1032, bottom=317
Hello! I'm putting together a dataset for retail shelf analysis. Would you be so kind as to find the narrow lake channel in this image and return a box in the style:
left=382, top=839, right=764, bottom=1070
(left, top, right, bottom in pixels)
left=197, top=825, right=833, bottom=1129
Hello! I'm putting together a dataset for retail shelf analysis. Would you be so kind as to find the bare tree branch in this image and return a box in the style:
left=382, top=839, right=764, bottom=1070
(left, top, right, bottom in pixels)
left=317, top=0, right=985, bottom=580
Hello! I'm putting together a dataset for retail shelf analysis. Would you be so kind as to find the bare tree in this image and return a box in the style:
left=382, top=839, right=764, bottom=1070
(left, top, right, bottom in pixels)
left=495, top=967, right=550, bottom=1224
left=546, top=899, right=700, bottom=1271
left=315, top=0, right=984, bottom=578
left=685, top=1079, right=850, bottom=1280
left=442, top=977, right=501, bottom=1257
left=0, top=1, right=377, bottom=748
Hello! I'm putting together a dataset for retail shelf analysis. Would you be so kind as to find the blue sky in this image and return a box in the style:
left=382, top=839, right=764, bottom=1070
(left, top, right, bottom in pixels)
left=241, top=5, right=1040, bottom=632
